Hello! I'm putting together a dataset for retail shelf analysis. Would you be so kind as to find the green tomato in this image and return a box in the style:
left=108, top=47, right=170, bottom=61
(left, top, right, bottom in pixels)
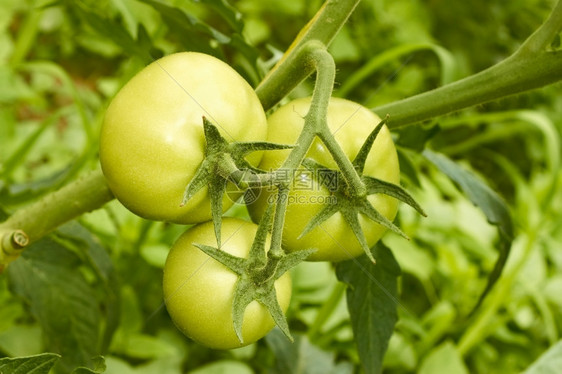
left=163, top=218, right=292, bottom=349
left=100, top=52, right=267, bottom=224
left=247, top=97, right=400, bottom=262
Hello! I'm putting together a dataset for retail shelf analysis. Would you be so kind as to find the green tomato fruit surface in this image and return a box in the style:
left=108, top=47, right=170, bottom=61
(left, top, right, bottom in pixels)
left=163, top=218, right=292, bottom=349
left=100, top=52, right=267, bottom=224
left=247, top=97, right=400, bottom=262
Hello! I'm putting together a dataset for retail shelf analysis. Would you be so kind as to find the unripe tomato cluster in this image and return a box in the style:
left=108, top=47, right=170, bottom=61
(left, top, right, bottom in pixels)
left=100, top=53, right=400, bottom=349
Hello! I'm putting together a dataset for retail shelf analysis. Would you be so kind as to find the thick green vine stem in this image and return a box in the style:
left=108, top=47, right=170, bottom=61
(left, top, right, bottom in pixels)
left=255, top=0, right=361, bottom=111
left=0, top=170, right=114, bottom=268
left=372, top=0, right=562, bottom=128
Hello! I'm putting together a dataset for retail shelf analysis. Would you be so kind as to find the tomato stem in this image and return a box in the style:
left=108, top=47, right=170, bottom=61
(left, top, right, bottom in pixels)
left=268, top=41, right=337, bottom=256
left=373, top=0, right=562, bottom=128
left=0, top=170, right=114, bottom=266
left=255, top=0, right=361, bottom=110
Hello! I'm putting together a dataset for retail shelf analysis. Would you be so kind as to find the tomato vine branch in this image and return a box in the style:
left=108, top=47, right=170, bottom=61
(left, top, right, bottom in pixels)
left=255, top=0, right=361, bottom=110
left=373, top=0, right=562, bottom=128
left=0, top=170, right=114, bottom=267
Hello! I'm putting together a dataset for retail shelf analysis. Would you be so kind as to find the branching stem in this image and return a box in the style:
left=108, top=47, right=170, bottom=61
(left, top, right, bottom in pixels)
left=372, top=0, right=562, bottom=128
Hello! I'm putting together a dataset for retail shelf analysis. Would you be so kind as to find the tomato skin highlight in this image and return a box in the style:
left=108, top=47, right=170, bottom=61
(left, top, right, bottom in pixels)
left=100, top=52, right=267, bottom=224
left=162, top=218, right=292, bottom=349
left=248, top=97, right=400, bottom=262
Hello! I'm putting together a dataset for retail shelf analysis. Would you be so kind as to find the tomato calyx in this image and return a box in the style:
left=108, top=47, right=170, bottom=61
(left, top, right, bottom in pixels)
left=181, top=117, right=292, bottom=246
left=299, top=118, right=426, bottom=263
left=193, top=206, right=314, bottom=343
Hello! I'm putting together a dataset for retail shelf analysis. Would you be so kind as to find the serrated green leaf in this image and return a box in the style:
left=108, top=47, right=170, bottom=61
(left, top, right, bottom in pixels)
left=336, top=242, right=401, bottom=374
left=6, top=238, right=103, bottom=372
left=136, top=0, right=225, bottom=56
left=54, top=223, right=120, bottom=353
left=72, top=356, right=106, bottom=374
left=66, top=0, right=153, bottom=63
left=0, top=353, right=60, bottom=374
left=423, top=149, right=513, bottom=312
left=423, top=150, right=513, bottom=237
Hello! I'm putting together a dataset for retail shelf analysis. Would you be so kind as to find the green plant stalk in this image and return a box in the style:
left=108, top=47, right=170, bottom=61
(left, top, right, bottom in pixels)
left=318, top=127, right=367, bottom=196
left=373, top=0, right=562, bottom=128
left=255, top=0, right=360, bottom=110
left=269, top=41, right=337, bottom=255
left=0, top=170, right=114, bottom=258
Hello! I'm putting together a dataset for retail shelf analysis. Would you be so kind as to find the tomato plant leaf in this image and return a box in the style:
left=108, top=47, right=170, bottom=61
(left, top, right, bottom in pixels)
left=422, top=150, right=513, bottom=238
left=423, top=149, right=513, bottom=311
left=54, top=223, right=120, bottom=353
left=0, top=353, right=61, bottom=374
left=62, top=0, right=154, bottom=63
left=335, top=242, right=401, bottom=374
left=394, top=124, right=440, bottom=152
left=6, top=237, right=104, bottom=373
left=71, top=356, right=106, bottom=374
left=136, top=0, right=229, bottom=57
left=201, top=0, right=245, bottom=33
left=266, top=329, right=354, bottom=374
left=523, top=340, right=562, bottom=374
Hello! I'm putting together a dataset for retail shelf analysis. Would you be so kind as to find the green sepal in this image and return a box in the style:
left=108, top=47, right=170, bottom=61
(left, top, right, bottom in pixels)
left=355, top=196, right=409, bottom=240
left=363, top=176, right=426, bottom=216
left=246, top=204, right=274, bottom=270
left=192, top=204, right=310, bottom=345
left=273, top=248, right=317, bottom=280
left=339, top=205, right=377, bottom=263
left=180, top=161, right=213, bottom=207
left=254, top=285, right=293, bottom=341
left=231, top=274, right=256, bottom=344
left=181, top=117, right=293, bottom=246
left=300, top=154, right=416, bottom=262
left=297, top=199, right=339, bottom=239
left=353, top=116, right=388, bottom=174
left=209, top=174, right=228, bottom=247
left=192, top=243, right=246, bottom=275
